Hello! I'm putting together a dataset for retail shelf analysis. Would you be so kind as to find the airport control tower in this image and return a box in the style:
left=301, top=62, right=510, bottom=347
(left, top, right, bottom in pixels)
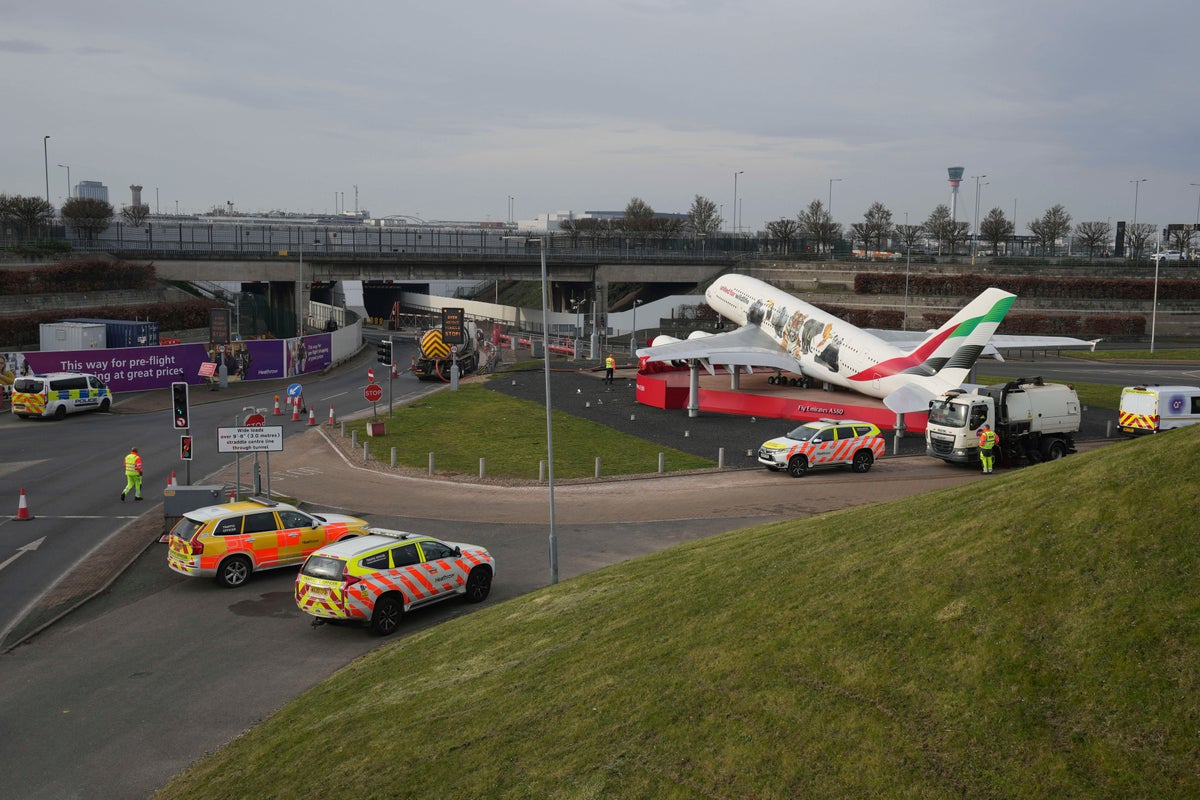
left=947, top=167, right=964, bottom=222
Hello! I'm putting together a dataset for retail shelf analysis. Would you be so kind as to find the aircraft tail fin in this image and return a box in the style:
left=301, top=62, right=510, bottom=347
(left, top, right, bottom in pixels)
left=905, top=288, right=1016, bottom=386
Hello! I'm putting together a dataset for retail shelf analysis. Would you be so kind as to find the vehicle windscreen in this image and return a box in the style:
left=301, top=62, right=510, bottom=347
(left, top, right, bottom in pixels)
left=301, top=556, right=345, bottom=580
left=13, top=379, right=43, bottom=394
left=170, top=517, right=205, bottom=541
left=784, top=423, right=822, bottom=441
left=928, top=400, right=968, bottom=427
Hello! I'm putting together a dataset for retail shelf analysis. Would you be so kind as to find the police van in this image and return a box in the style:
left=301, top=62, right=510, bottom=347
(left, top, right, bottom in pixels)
left=11, top=372, right=113, bottom=419
left=1118, top=385, right=1200, bottom=435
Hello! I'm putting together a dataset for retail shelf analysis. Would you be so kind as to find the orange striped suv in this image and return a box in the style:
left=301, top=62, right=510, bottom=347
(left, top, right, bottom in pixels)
left=757, top=419, right=886, bottom=477
left=295, top=529, right=495, bottom=636
left=167, top=497, right=370, bottom=587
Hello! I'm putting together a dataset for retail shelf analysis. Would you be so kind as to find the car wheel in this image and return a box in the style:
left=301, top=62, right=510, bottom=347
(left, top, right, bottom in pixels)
left=370, top=595, right=404, bottom=636
left=99, top=398, right=111, bottom=412
left=852, top=450, right=874, bottom=473
left=787, top=455, right=808, bottom=477
left=53, top=405, right=67, bottom=420
left=216, top=555, right=252, bottom=588
left=463, top=567, right=492, bottom=603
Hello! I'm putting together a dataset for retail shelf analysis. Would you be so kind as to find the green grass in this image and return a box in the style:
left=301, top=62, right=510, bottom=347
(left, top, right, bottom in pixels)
left=344, top=381, right=714, bottom=479
left=1066, top=348, right=1200, bottom=362
left=155, top=426, right=1200, bottom=799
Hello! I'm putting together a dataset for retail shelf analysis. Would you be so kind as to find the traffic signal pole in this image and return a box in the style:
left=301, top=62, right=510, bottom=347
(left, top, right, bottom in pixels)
left=171, top=382, right=192, bottom=484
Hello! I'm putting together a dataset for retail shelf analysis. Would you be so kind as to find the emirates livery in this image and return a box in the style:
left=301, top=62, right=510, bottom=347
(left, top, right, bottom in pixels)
left=635, top=273, right=1016, bottom=414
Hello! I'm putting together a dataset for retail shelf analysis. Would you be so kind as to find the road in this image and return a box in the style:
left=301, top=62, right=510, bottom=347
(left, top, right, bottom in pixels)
left=0, top=348, right=1184, bottom=798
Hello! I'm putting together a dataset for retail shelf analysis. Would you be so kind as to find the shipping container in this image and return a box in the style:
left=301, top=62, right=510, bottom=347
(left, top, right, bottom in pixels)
left=61, top=318, right=160, bottom=348
left=39, top=322, right=108, bottom=352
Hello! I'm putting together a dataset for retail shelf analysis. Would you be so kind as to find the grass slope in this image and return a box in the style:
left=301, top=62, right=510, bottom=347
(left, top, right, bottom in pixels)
left=156, top=428, right=1200, bottom=800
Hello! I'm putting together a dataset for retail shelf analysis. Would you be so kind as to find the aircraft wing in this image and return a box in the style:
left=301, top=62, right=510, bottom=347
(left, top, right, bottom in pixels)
left=636, top=324, right=800, bottom=372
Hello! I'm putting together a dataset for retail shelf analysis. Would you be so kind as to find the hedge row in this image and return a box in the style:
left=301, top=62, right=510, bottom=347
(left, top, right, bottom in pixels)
left=0, top=259, right=156, bottom=295
left=854, top=272, right=1200, bottom=300
left=0, top=298, right=224, bottom=348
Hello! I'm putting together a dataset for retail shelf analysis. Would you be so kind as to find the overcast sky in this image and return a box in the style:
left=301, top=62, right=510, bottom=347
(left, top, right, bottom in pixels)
left=4, top=0, right=1198, bottom=234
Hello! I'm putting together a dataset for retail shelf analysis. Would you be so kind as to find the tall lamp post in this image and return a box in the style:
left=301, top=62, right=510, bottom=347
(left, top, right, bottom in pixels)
left=903, top=211, right=911, bottom=330
left=43, top=136, right=51, bottom=205
left=1131, top=178, right=1147, bottom=258
left=971, top=174, right=987, bottom=264
left=828, top=177, right=842, bottom=258
left=1190, top=183, right=1200, bottom=259
left=57, top=164, right=70, bottom=201
left=732, top=171, right=743, bottom=234
left=630, top=299, right=643, bottom=355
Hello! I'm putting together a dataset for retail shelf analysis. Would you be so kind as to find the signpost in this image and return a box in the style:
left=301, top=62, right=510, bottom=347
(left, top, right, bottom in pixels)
left=218, top=426, right=284, bottom=453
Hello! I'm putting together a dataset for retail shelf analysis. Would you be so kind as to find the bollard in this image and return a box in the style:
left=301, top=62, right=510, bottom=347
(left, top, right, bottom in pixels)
left=428, top=452, right=435, bottom=476
left=539, top=460, right=546, bottom=482
left=1105, top=420, right=1112, bottom=438
left=684, top=430, right=690, bottom=438
left=340, top=421, right=346, bottom=437
left=362, top=443, right=369, bottom=461
left=391, top=447, right=397, bottom=468
left=351, top=430, right=358, bottom=448
left=595, top=456, right=601, bottom=478
left=658, top=452, right=664, bottom=473
left=479, top=457, right=486, bottom=479
left=718, top=447, right=725, bottom=468
left=630, top=413, right=635, bottom=421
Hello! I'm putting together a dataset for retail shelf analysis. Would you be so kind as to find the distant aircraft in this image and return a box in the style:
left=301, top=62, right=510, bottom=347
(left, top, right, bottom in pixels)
left=637, top=273, right=1050, bottom=414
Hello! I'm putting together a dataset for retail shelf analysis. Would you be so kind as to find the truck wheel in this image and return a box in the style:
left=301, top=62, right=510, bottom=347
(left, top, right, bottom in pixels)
left=1041, top=439, right=1067, bottom=461
left=851, top=450, right=874, bottom=473
left=787, top=455, right=809, bottom=477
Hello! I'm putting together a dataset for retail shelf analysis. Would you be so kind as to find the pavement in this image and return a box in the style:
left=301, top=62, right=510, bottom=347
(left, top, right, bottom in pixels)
left=2, top=344, right=1121, bottom=651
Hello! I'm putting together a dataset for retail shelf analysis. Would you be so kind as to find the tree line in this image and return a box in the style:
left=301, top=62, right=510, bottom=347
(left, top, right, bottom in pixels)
left=1, top=193, right=150, bottom=243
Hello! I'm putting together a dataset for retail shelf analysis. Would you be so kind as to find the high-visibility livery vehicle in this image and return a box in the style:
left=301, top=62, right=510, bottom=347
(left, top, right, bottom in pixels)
left=757, top=418, right=886, bottom=477
left=1118, top=385, right=1200, bottom=435
left=11, top=372, right=112, bottom=419
left=295, top=528, right=495, bottom=636
left=167, top=497, right=371, bottom=587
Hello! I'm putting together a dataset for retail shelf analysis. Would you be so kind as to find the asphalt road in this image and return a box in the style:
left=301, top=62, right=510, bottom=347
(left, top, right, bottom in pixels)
left=0, top=347, right=1166, bottom=799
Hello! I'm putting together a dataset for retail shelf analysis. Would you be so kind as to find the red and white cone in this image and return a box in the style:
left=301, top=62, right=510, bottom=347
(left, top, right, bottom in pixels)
left=229, top=488, right=237, bottom=502
left=15, top=488, right=33, bottom=521
left=273, top=395, right=282, bottom=415
left=291, top=396, right=301, bottom=422
left=168, top=470, right=178, bottom=487
left=307, top=406, right=317, bottom=426
left=327, top=404, right=336, bottom=426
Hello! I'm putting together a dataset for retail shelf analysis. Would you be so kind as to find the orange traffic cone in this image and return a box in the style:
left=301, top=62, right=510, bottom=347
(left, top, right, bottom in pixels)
left=273, top=395, right=282, bottom=415
left=327, top=404, right=336, bottom=426
left=307, top=406, right=317, bottom=426
left=291, top=396, right=301, bottom=422
left=229, top=487, right=237, bottom=502
left=168, top=470, right=178, bottom=487
left=15, top=488, right=33, bottom=521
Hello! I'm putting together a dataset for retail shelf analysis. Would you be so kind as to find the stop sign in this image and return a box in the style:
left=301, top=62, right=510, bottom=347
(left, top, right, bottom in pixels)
left=364, top=384, right=383, bottom=402
left=244, top=413, right=266, bottom=426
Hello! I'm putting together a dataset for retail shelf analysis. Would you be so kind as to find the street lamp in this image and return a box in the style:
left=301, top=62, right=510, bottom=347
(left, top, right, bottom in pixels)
left=630, top=299, right=643, bottom=355
left=732, top=171, right=743, bottom=233
left=903, top=211, right=911, bottom=330
left=57, top=164, right=70, bottom=200
left=1190, top=183, right=1200, bottom=258
left=1131, top=178, right=1147, bottom=258
left=43, top=136, right=50, bottom=205
left=828, top=178, right=842, bottom=258
left=971, top=175, right=987, bottom=264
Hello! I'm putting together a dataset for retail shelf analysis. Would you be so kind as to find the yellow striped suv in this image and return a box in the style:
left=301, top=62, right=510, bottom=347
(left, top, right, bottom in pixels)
left=757, top=418, right=886, bottom=477
left=295, top=528, right=495, bottom=636
left=167, top=497, right=370, bottom=587
left=11, top=372, right=112, bottom=419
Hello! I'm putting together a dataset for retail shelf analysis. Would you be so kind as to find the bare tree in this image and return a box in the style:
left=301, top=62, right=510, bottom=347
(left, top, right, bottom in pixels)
left=848, top=222, right=872, bottom=254
left=61, top=197, right=115, bottom=242
left=925, top=204, right=968, bottom=256
left=797, top=199, right=839, bottom=254
left=618, top=197, right=655, bottom=243
left=894, top=223, right=925, bottom=253
left=1028, top=205, right=1072, bottom=256
left=1166, top=226, right=1194, bottom=254
left=686, top=195, right=722, bottom=237
left=765, top=218, right=799, bottom=253
left=1, top=194, right=56, bottom=241
left=1125, top=222, right=1156, bottom=260
left=122, top=203, right=151, bottom=227
left=1073, top=220, right=1112, bottom=258
left=862, top=202, right=894, bottom=250
left=979, top=208, right=1015, bottom=255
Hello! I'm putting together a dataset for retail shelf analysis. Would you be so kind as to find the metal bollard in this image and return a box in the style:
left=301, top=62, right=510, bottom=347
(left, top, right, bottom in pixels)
left=539, top=460, right=546, bottom=482
left=428, top=452, right=435, bottom=476
left=718, top=447, right=725, bottom=468
left=351, top=430, right=357, bottom=448
left=480, top=457, right=486, bottom=479
left=595, top=457, right=601, bottom=478
left=391, top=447, right=396, bottom=468
left=340, top=421, right=346, bottom=437
left=362, top=443, right=369, bottom=461
left=658, top=452, right=664, bottom=473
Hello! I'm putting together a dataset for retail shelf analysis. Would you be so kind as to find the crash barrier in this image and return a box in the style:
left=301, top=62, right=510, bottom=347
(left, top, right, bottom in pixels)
left=495, top=333, right=575, bottom=356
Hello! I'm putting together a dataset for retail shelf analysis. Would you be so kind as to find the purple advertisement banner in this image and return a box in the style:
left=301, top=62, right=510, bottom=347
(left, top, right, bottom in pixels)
left=12, top=333, right=333, bottom=393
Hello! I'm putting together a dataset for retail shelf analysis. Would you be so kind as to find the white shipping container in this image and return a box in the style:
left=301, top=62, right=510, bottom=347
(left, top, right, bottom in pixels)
left=39, top=322, right=107, bottom=352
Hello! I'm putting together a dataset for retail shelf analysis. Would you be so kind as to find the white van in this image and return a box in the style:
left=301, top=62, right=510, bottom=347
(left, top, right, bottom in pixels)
left=1118, top=385, right=1200, bottom=435
left=11, top=372, right=113, bottom=419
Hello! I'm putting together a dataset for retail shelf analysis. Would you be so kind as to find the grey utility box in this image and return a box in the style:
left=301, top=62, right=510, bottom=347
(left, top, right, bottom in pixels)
left=163, top=485, right=225, bottom=516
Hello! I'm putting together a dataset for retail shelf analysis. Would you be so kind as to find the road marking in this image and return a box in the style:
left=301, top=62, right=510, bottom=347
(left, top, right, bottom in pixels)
left=0, top=537, right=45, bottom=573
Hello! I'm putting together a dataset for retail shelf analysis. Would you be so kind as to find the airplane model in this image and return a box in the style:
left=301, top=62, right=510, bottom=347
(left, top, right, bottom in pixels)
left=636, top=273, right=1030, bottom=415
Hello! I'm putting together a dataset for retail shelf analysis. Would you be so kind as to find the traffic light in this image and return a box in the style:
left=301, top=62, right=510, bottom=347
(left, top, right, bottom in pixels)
left=376, top=339, right=393, bottom=366
left=171, top=381, right=190, bottom=429
left=180, top=434, right=193, bottom=461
